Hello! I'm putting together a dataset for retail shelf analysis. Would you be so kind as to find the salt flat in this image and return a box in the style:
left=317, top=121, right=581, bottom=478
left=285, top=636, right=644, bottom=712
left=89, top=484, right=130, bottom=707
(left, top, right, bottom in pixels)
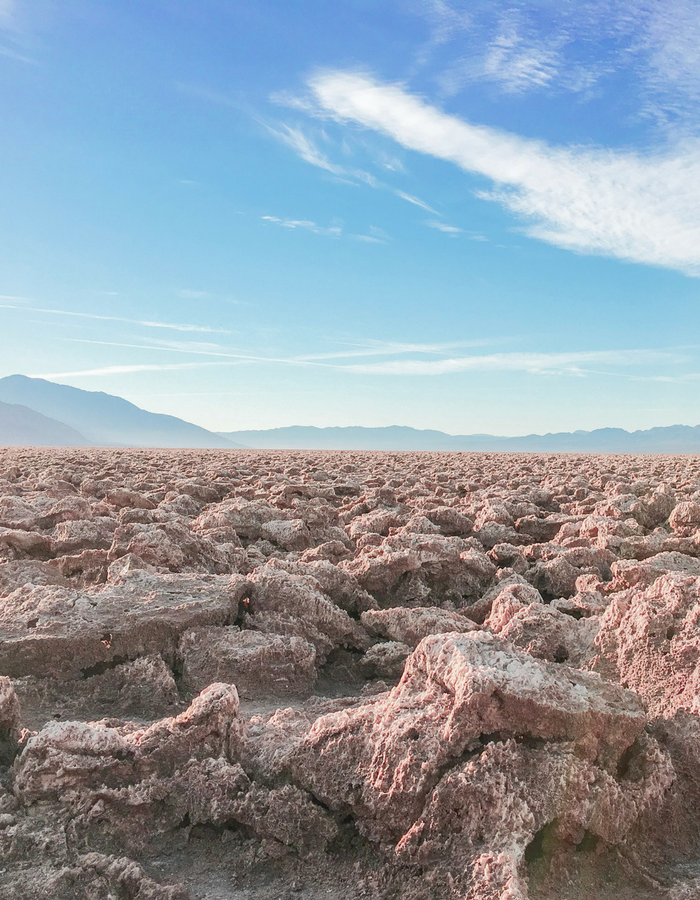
left=1, top=448, right=700, bottom=900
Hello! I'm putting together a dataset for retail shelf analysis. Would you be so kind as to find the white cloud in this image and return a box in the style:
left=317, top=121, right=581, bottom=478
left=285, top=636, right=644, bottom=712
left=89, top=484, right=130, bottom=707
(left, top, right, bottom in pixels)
left=415, top=0, right=473, bottom=50
left=33, top=363, right=222, bottom=379
left=261, top=215, right=342, bottom=237
left=267, top=124, right=346, bottom=176
left=0, top=302, right=231, bottom=333
left=177, top=289, right=210, bottom=299
left=343, top=348, right=685, bottom=376
left=307, top=70, right=700, bottom=275
left=394, top=189, right=439, bottom=213
left=0, top=44, right=34, bottom=63
left=480, top=24, right=560, bottom=94
left=266, top=123, right=379, bottom=187
left=638, top=0, right=700, bottom=122
left=438, top=13, right=561, bottom=97
left=296, top=338, right=494, bottom=361
left=0, top=0, right=15, bottom=27
left=426, top=219, right=462, bottom=234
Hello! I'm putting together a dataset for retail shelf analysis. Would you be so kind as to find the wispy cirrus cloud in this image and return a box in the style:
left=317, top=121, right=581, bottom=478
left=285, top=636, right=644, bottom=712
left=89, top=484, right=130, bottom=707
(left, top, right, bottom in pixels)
left=426, top=219, right=462, bottom=235
left=0, top=0, right=40, bottom=64
left=35, top=333, right=691, bottom=384
left=267, top=118, right=439, bottom=214
left=294, top=338, right=496, bottom=361
left=266, top=124, right=347, bottom=176
left=261, top=215, right=342, bottom=237
left=413, top=0, right=700, bottom=129
left=0, top=302, right=232, bottom=333
left=261, top=215, right=388, bottom=244
left=266, top=124, right=379, bottom=187
left=438, top=12, right=561, bottom=97
left=393, top=189, right=439, bottom=214
left=32, top=362, right=228, bottom=379
left=305, top=69, right=700, bottom=275
left=178, top=289, right=210, bottom=299
left=343, top=348, right=687, bottom=376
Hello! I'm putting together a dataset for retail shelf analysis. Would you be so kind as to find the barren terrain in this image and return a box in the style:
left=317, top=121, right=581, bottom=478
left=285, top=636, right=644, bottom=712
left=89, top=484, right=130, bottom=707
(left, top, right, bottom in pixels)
left=1, top=448, right=700, bottom=899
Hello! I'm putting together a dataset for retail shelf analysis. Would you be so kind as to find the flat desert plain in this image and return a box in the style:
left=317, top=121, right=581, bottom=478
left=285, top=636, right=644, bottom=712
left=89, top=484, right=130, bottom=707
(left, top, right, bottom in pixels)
left=1, top=448, right=700, bottom=900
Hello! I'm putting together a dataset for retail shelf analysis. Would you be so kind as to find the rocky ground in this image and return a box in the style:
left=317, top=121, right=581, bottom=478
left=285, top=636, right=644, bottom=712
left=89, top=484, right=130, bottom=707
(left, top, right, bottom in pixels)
left=1, top=449, right=700, bottom=899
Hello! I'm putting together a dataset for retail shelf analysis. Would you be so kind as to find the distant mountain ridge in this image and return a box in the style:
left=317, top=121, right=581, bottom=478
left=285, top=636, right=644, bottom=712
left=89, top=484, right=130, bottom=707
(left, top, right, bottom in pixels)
left=0, top=399, right=90, bottom=447
left=0, top=376, right=244, bottom=449
left=1, top=375, right=699, bottom=452
left=219, top=424, right=700, bottom=453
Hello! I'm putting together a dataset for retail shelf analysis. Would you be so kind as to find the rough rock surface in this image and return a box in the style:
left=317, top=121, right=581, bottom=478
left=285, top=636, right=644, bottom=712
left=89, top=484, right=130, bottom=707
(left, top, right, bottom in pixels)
left=1, top=448, right=700, bottom=899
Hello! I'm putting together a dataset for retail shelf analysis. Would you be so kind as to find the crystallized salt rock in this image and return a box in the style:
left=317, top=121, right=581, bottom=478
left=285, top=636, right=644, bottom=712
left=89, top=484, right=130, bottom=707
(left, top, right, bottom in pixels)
left=489, top=600, right=599, bottom=667
left=105, top=489, right=156, bottom=511
left=0, top=574, right=246, bottom=678
left=0, top=528, right=52, bottom=560
left=269, top=557, right=376, bottom=614
left=192, top=498, right=280, bottom=540
left=593, top=573, right=700, bottom=718
left=359, top=641, right=411, bottom=679
left=0, top=560, right=70, bottom=596
left=529, top=555, right=580, bottom=599
left=514, top=514, right=566, bottom=543
left=109, top=520, right=241, bottom=574
left=51, top=517, right=118, bottom=555
left=289, top=631, right=648, bottom=842
left=244, top=565, right=366, bottom=659
left=669, top=501, right=700, bottom=535
left=472, top=578, right=543, bottom=624
left=0, top=496, right=40, bottom=531
left=342, top=533, right=496, bottom=607
left=361, top=606, right=478, bottom=647
left=396, top=732, right=672, bottom=900
left=0, top=676, right=21, bottom=765
left=259, top=517, right=312, bottom=550
left=177, top=626, right=317, bottom=697
left=609, top=551, right=700, bottom=591
left=13, top=683, right=242, bottom=802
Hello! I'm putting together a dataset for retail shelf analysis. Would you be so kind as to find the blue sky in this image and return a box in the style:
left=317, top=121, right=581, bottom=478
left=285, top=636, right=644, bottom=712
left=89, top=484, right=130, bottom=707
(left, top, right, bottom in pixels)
left=2, top=0, right=700, bottom=434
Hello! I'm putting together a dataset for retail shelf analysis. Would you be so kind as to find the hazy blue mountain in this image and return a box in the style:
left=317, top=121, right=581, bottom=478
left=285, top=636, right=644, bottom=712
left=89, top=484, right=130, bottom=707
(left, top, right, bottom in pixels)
left=219, top=425, right=476, bottom=451
left=219, top=424, right=700, bottom=453
left=0, top=376, right=244, bottom=449
left=0, top=399, right=90, bottom=447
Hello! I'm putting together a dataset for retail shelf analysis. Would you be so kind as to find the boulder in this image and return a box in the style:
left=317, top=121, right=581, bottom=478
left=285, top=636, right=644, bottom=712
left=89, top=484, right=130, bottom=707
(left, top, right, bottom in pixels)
left=361, top=606, right=477, bottom=647
left=593, top=573, right=700, bottom=717
left=0, top=573, right=246, bottom=678
left=177, top=627, right=317, bottom=697
left=289, top=632, right=649, bottom=842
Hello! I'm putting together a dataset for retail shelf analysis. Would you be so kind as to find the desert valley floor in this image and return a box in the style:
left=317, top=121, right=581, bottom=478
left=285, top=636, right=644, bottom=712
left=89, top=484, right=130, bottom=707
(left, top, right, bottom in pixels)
left=1, top=449, right=700, bottom=899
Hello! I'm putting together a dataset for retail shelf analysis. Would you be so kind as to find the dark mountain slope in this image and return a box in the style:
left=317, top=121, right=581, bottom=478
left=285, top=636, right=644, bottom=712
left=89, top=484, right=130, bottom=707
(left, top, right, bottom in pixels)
left=0, top=376, right=244, bottom=449
left=0, top=399, right=90, bottom=447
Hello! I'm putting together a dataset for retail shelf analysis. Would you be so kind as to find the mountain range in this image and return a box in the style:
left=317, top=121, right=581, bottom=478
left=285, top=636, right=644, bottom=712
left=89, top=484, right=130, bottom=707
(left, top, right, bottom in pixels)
left=219, top=424, right=700, bottom=453
left=0, top=375, right=242, bottom=448
left=0, top=399, right=89, bottom=447
left=1, top=374, right=700, bottom=453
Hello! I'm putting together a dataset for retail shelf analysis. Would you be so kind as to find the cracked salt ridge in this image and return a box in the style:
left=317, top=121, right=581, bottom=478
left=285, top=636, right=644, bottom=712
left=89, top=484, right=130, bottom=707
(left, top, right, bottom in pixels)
left=1, top=451, right=700, bottom=898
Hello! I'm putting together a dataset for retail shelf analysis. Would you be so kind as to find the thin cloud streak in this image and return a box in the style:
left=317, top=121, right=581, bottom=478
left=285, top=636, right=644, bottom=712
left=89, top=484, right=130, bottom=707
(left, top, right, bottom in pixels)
left=59, top=336, right=333, bottom=370
left=394, top=189, right=439, bottom=214
left=266, top=123, right=379, bottom=187
left=50, top=338, right=690, bottom=383
left=32, top=363, right=233, bottom=379
left=426, top=219, right=463, bottom=234
left=342, top=349, right=686, bottom=376
left=308, top=70, right=700, bottom=275
left=0, top=303, right=231, bottom=333
left=294, top=338, right=495, bottom=361
left=261, top=215, right=342, bottom=237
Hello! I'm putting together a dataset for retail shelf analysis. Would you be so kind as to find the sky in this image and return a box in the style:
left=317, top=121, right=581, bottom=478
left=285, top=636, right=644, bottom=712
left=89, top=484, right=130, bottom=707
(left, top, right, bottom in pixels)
left=2, top=0, right=700, bottom=435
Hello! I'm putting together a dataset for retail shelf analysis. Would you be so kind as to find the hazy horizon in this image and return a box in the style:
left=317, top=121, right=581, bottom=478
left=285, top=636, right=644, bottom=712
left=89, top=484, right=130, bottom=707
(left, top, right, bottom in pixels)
left=2, top=1, right=700, bottom=435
